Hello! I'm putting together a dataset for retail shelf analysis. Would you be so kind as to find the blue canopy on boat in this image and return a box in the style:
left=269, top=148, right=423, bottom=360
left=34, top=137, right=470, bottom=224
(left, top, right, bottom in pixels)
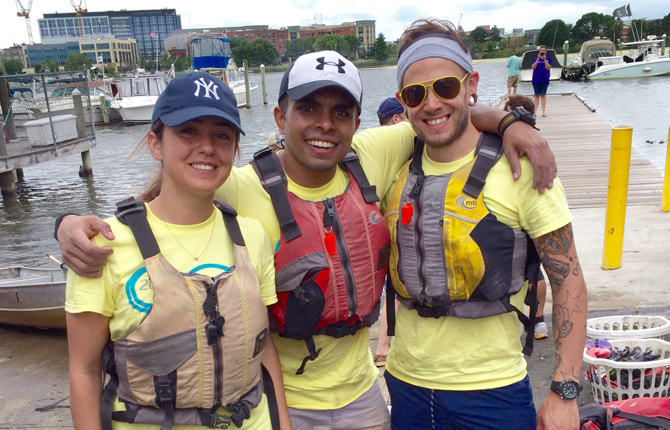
left=192, top=37, right=232, bottom=69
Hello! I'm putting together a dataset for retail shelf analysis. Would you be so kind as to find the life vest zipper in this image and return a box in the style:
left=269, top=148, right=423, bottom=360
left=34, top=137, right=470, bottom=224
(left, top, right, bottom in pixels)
left=410, top=176, right=427, bottom=299
left=324, top=198, right=357, bottom=317
left=204, top=281, right=224, bottom=407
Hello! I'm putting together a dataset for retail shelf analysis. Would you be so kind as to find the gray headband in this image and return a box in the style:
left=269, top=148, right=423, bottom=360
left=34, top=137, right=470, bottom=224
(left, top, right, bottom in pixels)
left=397, top=37, right=474, bottom=89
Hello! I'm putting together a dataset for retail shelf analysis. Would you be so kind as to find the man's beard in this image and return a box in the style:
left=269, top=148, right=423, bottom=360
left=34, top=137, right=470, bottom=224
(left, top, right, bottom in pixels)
left=412, top=94, right=470, bottom=148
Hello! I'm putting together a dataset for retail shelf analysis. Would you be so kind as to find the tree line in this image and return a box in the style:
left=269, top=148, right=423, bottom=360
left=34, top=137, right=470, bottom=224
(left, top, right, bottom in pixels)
left=463, top=11, right=670, bottom=58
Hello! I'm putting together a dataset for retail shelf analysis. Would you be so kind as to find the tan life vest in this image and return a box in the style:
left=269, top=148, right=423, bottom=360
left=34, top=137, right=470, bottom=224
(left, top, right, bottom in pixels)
left=101, top=198, right=270, bottom=430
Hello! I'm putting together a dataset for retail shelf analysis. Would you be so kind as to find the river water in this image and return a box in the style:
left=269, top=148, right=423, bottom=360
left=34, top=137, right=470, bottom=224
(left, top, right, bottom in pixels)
left=1, top=62, right=668, bottom=267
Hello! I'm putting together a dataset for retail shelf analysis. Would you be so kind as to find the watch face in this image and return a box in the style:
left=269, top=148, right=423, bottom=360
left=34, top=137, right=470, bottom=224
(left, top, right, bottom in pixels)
left=561, top=381, right=580, bottom=399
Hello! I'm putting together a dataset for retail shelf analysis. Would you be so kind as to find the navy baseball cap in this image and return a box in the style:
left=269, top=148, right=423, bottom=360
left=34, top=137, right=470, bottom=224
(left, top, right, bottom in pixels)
left=377, top=97, right=404, bottom=119
left=278, top=50, right=362, bottom=110
left=151, top=71, right=244, bottom=135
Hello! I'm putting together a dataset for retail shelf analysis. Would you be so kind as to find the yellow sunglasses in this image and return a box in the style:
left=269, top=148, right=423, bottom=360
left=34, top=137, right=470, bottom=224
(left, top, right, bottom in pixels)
left=399, top=74, right=470, bottom=108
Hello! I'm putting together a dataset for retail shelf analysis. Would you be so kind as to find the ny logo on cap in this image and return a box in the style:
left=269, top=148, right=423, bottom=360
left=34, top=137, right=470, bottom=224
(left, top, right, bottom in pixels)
left=316, top=57, right=346, bottom=74
left=193, top=77, right=220, bottom=100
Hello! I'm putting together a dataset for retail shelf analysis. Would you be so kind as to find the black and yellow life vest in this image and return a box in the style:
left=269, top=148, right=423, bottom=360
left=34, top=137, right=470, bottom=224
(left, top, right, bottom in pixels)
left=100, top=198, right=277, bottom=430
left=384, top=133, right=541, bottom=355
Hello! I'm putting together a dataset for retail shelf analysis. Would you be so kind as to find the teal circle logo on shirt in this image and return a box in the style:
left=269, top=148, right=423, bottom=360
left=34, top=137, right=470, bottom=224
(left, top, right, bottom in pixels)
left=126, top=264, right=230, bottom=313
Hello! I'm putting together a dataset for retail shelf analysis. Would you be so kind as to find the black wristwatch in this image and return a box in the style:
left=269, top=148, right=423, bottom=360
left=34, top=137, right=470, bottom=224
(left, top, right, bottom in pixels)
left=550, top=380, right=582, bottom=400
left=498, top=106, right=539, bottom=136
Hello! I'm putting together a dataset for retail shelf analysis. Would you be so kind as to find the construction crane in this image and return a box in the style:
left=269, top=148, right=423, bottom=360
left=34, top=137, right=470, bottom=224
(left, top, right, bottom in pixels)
left=15, top=0, right=34, bottom=44
left=69, top=0, right=88, bottom=37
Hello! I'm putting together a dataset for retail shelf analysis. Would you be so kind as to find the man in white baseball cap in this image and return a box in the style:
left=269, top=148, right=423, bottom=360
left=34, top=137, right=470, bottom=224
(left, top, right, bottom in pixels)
left=56, top=49, right=557, bottom=430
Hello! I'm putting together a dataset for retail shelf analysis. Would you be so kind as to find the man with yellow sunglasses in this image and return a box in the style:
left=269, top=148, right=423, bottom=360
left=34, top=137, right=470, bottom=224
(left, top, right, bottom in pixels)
left=383, top=18, right=587, bottom=430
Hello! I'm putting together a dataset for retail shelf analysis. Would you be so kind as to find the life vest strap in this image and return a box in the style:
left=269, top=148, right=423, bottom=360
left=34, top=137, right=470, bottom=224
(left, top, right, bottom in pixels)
left=100, top=341, right=119, bottom=430
left=386, top=277, right=396, bottom=337
left=251, top=148, right=302, bottom=242
left=213, top=200, right=245, bottom=246
left=521, top=238, right=542, bottom=357
left=115, top=198, right=245, bottom=259
left=340, top=152, right=379, bottom=204
left=296, top=336, right=322, bottom=375
left=462, top=133, right=504, bottom=198
left=115, top=198, right=160, bottom=259
left=261, top=365, right=281, bottom=430
left=154, top=372, right=177, bottom=430
left=313, top=300, right=382, bottom=338
left=408, top=138, right=426, bottom=177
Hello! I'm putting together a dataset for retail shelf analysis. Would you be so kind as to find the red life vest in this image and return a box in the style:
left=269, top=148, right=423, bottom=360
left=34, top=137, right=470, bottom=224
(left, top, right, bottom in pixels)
left=251, top=148, right=390, bottom=374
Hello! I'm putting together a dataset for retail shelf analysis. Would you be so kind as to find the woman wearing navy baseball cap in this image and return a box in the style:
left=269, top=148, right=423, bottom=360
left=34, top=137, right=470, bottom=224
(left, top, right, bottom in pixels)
left=66, top=72, right=290, bottom=430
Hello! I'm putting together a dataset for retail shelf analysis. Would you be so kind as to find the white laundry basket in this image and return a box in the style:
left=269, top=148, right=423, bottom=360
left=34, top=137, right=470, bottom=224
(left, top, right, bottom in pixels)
left=587, top=316, right=670, bottom=341
left=583, top=338, right=670, bottom=404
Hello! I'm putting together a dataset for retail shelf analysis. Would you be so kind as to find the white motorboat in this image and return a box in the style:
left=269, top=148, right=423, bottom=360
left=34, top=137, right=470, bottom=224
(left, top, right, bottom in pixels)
left=585, top=37, right=670, bottom=80
left=565, top=38, right=616, bottom=73
left=111, top=72, right=170, bottom=123
left=519, top=48, right=563, bottom=82
left=225, top=63, right=258, bottom=107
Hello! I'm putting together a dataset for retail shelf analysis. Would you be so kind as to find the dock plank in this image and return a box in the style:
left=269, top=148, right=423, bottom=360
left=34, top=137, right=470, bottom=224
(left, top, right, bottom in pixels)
left=521, top=94, right=663, bottom=209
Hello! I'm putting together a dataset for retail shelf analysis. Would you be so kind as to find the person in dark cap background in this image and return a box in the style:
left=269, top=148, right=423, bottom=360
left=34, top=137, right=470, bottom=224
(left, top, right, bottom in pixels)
left=377, top=97, right=406, bottom=126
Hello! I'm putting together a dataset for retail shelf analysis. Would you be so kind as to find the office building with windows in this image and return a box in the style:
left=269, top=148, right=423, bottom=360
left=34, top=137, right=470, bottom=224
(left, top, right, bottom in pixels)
left=39, top=9, right=181, bottom=59
left=287, top=20, right=376, bottom=50
left=1, top=44, right=28, bottom=69
left=25, top=36, right=138, bottom=69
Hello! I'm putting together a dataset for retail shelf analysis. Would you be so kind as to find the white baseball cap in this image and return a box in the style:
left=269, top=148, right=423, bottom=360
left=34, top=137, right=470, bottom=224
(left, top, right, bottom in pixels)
left=278, top=50, right=363, bottom=109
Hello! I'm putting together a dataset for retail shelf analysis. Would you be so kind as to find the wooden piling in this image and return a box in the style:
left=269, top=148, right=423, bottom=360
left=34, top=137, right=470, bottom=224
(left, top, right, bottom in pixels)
left=0, top=57, right=17, bottom=140
left=0, top=170, right=17, bottom=198
left=562, top=41, right=569, bottom=77
left=72, top=89, right=88, bottom=139
left=243, top=60, right=250, bottom=109
left=80, top=150, right=93, bottom=177
left=261, top=64, right=267, bottom=105
left=99, top=94, right=109, bottom=124
left=15, top=168, right=24, bottom=180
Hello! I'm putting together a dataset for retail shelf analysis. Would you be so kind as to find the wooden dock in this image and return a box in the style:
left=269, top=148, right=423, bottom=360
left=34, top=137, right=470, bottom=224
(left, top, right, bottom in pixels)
left=531, top=94, right=664, bottom=209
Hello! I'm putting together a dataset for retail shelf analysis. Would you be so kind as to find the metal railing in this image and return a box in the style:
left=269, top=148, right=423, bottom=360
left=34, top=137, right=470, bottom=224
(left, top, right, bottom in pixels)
left=1, top=70, right=96, bottom=160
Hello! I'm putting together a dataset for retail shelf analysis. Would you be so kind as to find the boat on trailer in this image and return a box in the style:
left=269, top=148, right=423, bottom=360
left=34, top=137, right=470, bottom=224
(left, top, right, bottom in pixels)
left=0, top=266, right=66, bottom=329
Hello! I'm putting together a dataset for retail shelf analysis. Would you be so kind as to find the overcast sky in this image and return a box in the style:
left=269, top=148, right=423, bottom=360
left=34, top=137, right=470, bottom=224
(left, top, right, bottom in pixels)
left=3, top=0, right=667, bottom=49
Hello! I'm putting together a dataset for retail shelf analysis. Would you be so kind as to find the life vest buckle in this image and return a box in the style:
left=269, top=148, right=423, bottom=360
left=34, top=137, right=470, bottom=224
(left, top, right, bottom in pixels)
left=154, top=379, right=175, bottom=407
left=227, top=402, right=251, bottom=428
left=207, top=412, right=232, bottom=429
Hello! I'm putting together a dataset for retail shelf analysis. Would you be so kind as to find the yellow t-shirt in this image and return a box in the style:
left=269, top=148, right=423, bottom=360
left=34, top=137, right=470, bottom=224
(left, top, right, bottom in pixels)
left=215, top=121, right=417, bottom=410
left=385, top=142, right=573, bottom=391
left=65, top=203, right=277, bottom=430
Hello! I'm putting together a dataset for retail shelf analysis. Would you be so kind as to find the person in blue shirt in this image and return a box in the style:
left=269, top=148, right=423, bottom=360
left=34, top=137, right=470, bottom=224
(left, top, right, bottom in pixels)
left=506, top=53, right=522, bottom=97
left=531, top=45, right=552, bottom=117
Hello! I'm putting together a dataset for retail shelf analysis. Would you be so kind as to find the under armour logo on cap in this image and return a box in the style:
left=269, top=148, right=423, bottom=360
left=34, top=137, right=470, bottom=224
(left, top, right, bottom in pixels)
left=278, top=50, right=363, bottom=109
left=316, top=57, right=346, bottom=73
left=193, top=77, right=220, bottom=100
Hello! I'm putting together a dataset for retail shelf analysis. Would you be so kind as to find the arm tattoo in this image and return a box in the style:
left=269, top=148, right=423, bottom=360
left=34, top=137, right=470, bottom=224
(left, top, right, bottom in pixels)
left=537, top=224, right=574, bottom=287
left=560, top=367, right=581, bottom=382
left=552, top=290, right=582, bottom=369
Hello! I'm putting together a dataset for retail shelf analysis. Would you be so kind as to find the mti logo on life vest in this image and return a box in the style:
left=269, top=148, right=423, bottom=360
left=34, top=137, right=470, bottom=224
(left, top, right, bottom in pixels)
left=369, top=211, right=382, bottom=225
left=456, top=195, right=478, bottom=210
